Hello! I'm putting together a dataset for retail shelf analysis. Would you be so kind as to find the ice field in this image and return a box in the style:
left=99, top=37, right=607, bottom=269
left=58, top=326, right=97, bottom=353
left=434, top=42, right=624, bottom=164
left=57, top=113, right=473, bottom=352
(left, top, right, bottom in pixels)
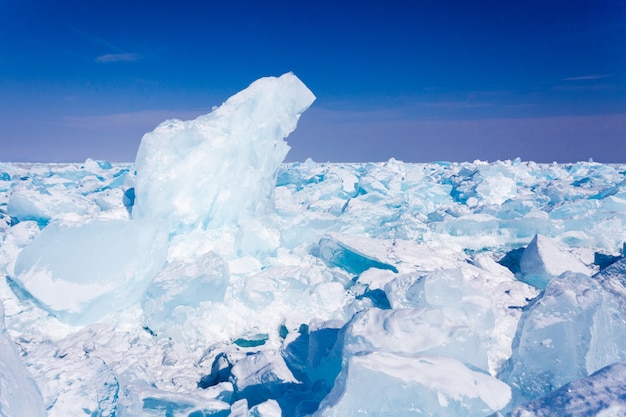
left=1, top=73, right=626, bottom=416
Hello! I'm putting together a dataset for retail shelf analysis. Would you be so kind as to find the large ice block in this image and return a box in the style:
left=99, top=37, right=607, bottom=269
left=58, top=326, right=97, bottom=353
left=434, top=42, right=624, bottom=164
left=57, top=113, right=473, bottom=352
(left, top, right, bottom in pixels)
left=500, top=271, right=626, bottom=404
left=316, top=352, right=510, bottom=416
left=133, top=72, right=316, bottom=231
left=12, top=219, right=167, bottom=325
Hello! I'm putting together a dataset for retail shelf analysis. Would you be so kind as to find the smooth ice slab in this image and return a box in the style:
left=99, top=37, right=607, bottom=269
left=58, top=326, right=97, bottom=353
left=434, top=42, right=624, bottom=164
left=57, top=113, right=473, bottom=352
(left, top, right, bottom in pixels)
left=13, top=219, right=167, bottom=325
left=316, top=352, right=511, bottom=416
left=133, top=72, right=316, bottom=231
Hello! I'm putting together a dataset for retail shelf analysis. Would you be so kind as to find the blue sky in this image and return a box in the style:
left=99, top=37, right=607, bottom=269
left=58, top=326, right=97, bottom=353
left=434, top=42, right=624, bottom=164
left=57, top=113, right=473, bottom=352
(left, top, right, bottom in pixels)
left=1, top=0, right=624, bottom=163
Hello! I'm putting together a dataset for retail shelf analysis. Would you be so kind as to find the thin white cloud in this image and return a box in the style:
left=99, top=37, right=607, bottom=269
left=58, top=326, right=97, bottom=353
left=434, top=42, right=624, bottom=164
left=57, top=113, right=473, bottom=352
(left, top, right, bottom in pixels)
left=552, top=83, right=617, bottom=92
left=95, top=53, right=141, bottom=63
left=564, top=74, right=611, bottom=81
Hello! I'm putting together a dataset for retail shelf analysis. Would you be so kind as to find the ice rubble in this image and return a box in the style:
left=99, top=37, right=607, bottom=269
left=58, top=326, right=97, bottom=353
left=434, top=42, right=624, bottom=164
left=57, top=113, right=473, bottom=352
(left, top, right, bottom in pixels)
left=0, top=74, right=625, bottom=416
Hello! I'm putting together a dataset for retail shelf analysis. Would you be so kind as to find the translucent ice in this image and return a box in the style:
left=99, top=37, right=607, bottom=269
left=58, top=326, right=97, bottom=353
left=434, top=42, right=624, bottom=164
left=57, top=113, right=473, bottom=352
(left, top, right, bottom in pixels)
left=500, top=272, right=626, bottom=404
left=316, top=352, right=511, bottom=416
left=13, top=219, right=167, bottom=324
left=383, top=268, right=496, bottom=351
left=595, top=257, right=626, bottom=312
left=312, top=236, right=398, bottom=275
left=519, top=234, right=592, bottom=289
left=133, top=72, right=316, bottom=232
left=142, top=252, right=229, bottom=339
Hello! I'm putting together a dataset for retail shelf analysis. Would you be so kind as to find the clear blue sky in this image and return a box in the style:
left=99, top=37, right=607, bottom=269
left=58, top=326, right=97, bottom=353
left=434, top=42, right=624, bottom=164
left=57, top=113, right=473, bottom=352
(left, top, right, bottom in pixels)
left=1, top=0, right=625, bottom=163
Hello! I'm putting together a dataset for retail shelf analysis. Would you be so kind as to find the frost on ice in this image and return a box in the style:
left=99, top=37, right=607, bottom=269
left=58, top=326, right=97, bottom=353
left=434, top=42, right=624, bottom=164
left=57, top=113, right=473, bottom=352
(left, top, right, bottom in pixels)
left=1, top=74, right=626, bottom=416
